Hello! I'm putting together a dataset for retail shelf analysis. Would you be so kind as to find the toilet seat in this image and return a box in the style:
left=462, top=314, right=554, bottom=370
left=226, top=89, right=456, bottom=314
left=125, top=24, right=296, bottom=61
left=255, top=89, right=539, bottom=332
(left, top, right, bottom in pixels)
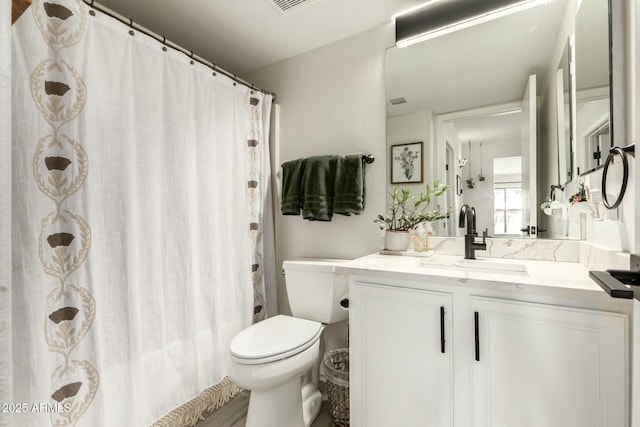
left=230, top=315, right=323, bottom=365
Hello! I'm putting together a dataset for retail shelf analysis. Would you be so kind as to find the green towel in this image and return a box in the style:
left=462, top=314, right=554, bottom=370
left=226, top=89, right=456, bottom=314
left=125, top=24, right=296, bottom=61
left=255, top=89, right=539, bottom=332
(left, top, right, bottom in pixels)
left=281, top=159, right=305, bottom=215
left=302, top=155, right=337, bottom=221
left=334, top=153, right=365, bottom=216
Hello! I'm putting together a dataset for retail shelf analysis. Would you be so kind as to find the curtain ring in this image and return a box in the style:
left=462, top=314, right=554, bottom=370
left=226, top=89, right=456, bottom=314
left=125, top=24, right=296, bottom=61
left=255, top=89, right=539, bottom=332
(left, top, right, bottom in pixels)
left=129, top=18, right=133, bottom=27
left=601, top=146, right=629, bottom=209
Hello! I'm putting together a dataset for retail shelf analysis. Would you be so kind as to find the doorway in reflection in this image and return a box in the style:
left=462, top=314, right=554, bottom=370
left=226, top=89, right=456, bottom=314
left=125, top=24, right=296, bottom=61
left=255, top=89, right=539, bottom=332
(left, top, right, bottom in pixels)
left=438, top=105, right=525, bottom=237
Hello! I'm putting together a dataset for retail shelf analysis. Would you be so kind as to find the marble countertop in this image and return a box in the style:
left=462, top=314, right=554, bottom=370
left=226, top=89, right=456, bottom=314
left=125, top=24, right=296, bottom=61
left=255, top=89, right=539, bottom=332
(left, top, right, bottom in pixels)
left=336, top=253, right=629, bottom=303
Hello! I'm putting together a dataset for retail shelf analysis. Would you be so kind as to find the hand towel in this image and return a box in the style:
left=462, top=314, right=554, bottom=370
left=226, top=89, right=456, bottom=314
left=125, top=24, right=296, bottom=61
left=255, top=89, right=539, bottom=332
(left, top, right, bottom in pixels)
left=302, top=155, right=338, bottom=221
left=334, top=153, right=365, bottom=216
left=281, top=159, right=305, bottom=215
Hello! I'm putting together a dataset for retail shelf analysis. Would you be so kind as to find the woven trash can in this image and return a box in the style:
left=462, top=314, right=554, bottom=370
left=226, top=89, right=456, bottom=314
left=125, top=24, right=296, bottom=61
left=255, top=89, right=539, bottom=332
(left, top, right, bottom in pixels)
left=323, top=348, right=350, bottom=426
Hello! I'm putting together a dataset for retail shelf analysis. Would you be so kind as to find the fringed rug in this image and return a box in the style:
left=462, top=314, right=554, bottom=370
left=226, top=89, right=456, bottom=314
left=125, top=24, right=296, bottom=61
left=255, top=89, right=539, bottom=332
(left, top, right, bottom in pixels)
left=151, top=377, right=243, bottom=427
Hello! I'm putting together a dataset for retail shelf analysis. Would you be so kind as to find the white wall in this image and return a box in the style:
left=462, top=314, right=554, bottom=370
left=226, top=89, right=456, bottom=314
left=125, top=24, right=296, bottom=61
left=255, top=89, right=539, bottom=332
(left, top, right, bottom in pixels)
left=248, top=24, right=393, bottom=314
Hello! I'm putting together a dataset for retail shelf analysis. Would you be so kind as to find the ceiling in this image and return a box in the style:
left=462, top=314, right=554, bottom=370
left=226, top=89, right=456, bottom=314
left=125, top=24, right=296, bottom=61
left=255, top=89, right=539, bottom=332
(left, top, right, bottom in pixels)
left=95, top=0, right=425, bottom=75
left=450, top=112, right=523, bottom=145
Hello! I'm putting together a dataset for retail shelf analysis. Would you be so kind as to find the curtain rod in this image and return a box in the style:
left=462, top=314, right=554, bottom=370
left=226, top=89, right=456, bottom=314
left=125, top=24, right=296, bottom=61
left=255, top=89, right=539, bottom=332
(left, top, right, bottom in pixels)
left=82, top=0, right=276, bottom=100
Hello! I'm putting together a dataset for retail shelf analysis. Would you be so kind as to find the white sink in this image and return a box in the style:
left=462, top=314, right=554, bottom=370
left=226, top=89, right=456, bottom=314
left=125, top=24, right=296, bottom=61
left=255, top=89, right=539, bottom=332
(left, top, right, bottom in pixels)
left=420, top=256, right=528, bottom=275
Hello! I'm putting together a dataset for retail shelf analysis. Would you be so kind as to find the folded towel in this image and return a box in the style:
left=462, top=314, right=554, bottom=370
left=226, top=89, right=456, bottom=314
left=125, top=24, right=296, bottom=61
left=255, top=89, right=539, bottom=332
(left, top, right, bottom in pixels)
left=281, top=159, right=305, bottom=215
left=334, top=153, right=365, bottom=216
left=302, top=155, right=338, bottom=221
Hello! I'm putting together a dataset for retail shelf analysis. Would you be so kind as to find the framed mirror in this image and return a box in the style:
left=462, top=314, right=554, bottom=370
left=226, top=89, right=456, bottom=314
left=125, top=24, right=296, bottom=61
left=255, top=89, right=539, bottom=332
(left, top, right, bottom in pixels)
left=386, top=0, right=570, bottom=239
left=556, top=38, right=573, bottom=185
left=574, top=0, right=611, bottom=176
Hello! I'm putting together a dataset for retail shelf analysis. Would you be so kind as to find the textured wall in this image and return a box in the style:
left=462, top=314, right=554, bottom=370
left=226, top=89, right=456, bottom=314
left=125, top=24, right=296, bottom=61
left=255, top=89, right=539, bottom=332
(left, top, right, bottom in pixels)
left=248, top=24, right=394, bottom=313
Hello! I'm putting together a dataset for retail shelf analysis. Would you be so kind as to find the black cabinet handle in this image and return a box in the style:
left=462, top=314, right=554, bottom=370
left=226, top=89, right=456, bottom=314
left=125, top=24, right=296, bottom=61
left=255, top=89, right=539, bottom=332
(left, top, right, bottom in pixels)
left=440, top=306, right=445, bottom=354
left=474, top=311, right=480, bottom=362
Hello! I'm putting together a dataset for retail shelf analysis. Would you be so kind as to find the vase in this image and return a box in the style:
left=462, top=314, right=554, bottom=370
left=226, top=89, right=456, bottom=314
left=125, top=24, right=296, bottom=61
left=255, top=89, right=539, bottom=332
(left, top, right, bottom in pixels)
left=385, top=230, right=410, bottom=251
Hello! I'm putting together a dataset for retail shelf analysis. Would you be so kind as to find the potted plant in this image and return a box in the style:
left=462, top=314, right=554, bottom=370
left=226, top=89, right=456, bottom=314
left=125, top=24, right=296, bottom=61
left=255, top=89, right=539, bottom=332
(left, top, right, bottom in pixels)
left=569, top=182, right=590, bottom=214
left=375, top=181, right=450, bottom=251
left=569, top=182, right=588, bottom=205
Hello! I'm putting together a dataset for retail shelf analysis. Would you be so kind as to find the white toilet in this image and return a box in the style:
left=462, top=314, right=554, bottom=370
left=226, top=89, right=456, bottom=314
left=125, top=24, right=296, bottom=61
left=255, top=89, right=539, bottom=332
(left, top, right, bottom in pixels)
left=228, top=259, right=349, bottom=427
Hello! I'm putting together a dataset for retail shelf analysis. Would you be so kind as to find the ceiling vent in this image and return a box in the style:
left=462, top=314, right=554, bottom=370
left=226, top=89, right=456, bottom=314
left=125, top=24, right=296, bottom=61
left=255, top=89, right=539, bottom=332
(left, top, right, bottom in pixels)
left=389, top=97, right=407, bottom=105
left=271, top=0, right=313, bottom=13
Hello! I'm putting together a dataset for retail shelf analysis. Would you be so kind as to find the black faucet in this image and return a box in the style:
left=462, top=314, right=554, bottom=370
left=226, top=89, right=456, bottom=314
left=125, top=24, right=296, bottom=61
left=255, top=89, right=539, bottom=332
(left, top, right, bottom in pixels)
left=459, top=204, right=487, bottom=260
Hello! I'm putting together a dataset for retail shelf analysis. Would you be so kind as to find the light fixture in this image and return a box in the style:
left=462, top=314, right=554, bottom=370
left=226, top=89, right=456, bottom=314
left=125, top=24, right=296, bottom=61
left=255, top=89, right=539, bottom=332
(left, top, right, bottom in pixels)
left=396, top=0, right=553, bottom=48
left=392, top=0, right=445, bottom=20
left=491, top=108, right=522, bottom=117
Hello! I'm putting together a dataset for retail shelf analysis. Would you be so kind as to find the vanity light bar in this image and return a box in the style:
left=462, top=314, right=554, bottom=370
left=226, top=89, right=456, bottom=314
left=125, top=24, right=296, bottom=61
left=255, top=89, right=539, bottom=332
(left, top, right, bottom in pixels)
left=396, top=0, right=552, bottom=48
left=392, top=0, right=446, bottom=20
left=491, top=108, right=522, bottom=116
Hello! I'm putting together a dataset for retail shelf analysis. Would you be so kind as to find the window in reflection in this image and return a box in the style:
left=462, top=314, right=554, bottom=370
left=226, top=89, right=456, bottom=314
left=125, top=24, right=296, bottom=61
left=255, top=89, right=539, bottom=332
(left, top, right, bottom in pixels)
left=494, top=187, right=523, bottom=234
left=493, top=156, right=522, bottom=235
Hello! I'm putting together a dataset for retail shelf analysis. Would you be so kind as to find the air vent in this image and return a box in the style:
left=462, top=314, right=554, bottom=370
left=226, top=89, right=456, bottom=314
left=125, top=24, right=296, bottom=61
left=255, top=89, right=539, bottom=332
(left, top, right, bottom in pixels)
left=389, top=97, right=407, bottom=105
left=271, top=0, right=313, bottom=13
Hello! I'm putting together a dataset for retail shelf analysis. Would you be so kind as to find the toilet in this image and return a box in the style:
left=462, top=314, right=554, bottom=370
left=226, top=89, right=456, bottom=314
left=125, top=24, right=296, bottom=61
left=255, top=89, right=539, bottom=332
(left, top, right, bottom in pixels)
left=228, top=259, right=349, bottom=427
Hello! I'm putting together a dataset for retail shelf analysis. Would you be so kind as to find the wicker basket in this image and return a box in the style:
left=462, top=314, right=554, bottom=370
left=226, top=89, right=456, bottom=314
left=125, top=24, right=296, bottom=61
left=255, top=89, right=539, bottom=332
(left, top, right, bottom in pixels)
left=323, top=348, right=350, bottom=427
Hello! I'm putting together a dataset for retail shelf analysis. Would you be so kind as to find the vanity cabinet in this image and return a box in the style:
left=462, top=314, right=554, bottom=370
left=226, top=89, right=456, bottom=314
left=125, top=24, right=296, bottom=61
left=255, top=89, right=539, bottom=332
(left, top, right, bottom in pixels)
left=350, top=281, right=628, bottom=427
left=471, top=297, right=626, bottom=427
left=350, top=282, right=453, bottom=427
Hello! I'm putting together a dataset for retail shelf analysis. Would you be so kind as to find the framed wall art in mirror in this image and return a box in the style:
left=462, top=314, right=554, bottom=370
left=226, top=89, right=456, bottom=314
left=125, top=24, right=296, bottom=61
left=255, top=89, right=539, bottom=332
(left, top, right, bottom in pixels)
left=391, top=142, right=423, bottom=184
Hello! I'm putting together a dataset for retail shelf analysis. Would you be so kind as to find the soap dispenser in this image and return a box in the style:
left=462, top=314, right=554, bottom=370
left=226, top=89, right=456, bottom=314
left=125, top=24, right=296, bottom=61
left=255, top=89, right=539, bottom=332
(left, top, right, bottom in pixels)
left=413, top=223, right=429, bottom=252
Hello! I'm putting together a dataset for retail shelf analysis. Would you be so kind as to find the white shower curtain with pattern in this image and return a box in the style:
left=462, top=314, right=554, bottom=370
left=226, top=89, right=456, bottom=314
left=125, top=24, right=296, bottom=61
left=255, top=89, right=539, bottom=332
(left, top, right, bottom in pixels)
left=11, top=1, right=274, bottom=425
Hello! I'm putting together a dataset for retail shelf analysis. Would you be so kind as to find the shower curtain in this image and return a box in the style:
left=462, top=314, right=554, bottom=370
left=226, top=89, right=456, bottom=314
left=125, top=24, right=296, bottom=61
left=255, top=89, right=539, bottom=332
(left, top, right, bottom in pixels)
left=10, top=1, right=275, bottom=425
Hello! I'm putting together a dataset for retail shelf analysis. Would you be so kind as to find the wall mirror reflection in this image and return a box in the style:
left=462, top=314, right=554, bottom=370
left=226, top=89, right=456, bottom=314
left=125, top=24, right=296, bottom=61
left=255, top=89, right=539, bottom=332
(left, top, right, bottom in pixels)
left=386, top=0, right=613, bottom=240
left=556, top=39, right=573, bottom=185
left=574, top=0, right=611, bottom=176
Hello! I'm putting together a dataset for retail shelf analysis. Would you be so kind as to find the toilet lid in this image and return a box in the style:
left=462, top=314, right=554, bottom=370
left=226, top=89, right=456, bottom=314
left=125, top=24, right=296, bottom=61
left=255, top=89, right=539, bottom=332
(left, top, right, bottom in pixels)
left=230, top=315, right=322, bottom=364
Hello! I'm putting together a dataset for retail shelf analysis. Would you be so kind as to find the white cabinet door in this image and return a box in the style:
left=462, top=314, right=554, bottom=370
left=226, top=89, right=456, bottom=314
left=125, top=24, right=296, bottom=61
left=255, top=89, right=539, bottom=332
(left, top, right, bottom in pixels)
left=471, top=297, right=627, bottom=427
left=350, top=282, right=452, bottom=427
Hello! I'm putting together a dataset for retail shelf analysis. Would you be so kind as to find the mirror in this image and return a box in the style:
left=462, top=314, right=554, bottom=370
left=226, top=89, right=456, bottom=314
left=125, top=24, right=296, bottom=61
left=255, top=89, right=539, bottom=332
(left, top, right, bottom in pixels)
left=574, top=0, right=611, bottom=176
left=556, top=39, right=573, bottom=185
left=386, top=0, right=614, bottom=239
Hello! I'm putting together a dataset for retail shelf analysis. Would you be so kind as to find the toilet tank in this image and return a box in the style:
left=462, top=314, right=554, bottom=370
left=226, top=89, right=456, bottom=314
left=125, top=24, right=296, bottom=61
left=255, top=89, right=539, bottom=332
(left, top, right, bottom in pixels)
left=283, top=259, right=349, bottom=324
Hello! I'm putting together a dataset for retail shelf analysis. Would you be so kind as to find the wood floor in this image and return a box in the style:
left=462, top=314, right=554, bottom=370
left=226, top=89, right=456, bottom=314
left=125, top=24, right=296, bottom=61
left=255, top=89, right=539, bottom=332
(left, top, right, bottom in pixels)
left=195, top=391, right=337, bottom=427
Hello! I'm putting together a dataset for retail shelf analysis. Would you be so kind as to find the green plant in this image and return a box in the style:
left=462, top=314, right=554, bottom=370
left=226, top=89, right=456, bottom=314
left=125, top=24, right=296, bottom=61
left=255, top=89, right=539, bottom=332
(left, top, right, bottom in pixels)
left=375, top=181, right=451, bottom=231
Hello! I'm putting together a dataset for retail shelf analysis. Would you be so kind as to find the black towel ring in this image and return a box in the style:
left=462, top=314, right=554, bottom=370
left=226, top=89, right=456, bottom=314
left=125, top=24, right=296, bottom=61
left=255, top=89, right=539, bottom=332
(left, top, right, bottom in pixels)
left=602, top=146, right=631, bottom=209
